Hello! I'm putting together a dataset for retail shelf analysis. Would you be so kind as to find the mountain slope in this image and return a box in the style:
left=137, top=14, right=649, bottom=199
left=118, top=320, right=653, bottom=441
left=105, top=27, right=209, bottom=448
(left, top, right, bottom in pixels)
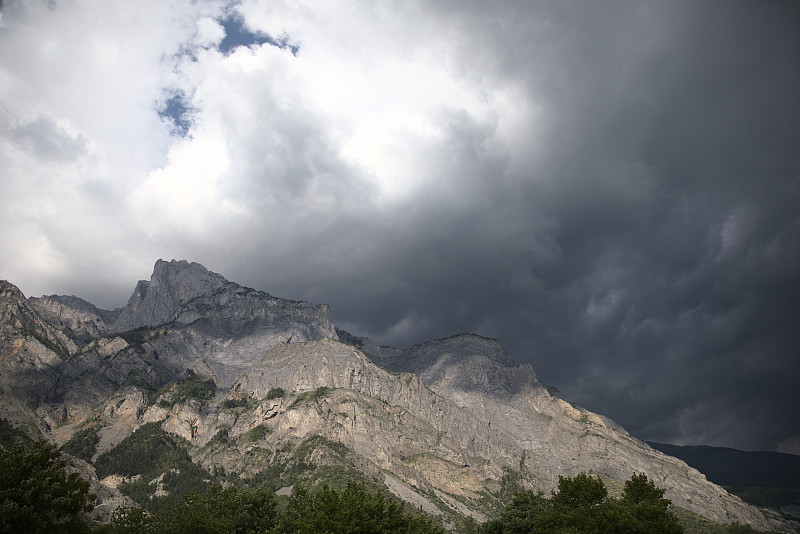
left=0, top=260, right=794, bottom=532
left=649, top=441, right=800, bottom=521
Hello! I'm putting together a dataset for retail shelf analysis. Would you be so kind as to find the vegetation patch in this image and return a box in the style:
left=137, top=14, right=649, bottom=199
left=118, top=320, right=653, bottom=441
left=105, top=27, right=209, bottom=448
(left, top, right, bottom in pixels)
left=0, top=440, right=94, bottom=532
left=151, top=369, right=216, bottom=407
left=241, top=423, right=271, bottom=443
left=220, top=397, right=250, bottom=409
left=109, top=481, right=445, bottom=534
left=264, top=387, right=286, bottom=400
left=93, top=421, right=214, bottom=510
left=205, top=427, right=230, bottom=449
left=60, top=424, right=100, bottom=462
left=240, top=435, right=357, bottom=493
left=290, top=386, right=332, bottom=408
left=484, top=473, right=683, bottom=534
left=0, top=418, right=34, bottom=450
left=671, top=506, right=764, bottom=534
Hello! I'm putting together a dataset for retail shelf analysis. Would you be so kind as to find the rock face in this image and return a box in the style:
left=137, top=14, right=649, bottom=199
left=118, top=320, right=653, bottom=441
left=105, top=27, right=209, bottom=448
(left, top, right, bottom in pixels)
left=0, top=260, right=794, bottom=532
left=112, top=260, right=229, bottom=332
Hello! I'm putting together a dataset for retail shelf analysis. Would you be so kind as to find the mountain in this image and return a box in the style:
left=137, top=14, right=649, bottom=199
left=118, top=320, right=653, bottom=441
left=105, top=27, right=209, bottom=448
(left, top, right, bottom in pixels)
left=0, top=260, right=795, bottom=532
left=649, top=442, right=800, bottom=522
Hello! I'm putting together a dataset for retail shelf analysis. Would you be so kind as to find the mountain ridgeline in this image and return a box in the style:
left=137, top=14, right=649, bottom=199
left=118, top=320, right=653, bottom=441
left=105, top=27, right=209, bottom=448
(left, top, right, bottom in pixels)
left=0, top=260, right=794, bottom=531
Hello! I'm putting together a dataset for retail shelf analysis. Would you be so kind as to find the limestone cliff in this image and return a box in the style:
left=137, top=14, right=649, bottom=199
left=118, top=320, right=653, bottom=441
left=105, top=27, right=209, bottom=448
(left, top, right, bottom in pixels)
left=0, top=262, right=794, bottom=532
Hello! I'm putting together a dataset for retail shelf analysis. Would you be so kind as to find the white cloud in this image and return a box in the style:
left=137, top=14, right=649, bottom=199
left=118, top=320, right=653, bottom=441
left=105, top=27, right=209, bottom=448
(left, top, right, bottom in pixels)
left=1, top=0, right=797, bottom=452
left=195, top=17, right=225, bottom=48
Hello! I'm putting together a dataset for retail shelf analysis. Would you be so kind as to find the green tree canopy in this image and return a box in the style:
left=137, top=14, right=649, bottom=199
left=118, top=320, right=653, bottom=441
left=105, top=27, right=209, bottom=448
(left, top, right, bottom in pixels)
left=0, top=440, right=94, bottom=533
left=483, top=472, right=684, bottom=534
left=110, top=485, right=276, bottom=534
left=277, top=482, right=445, bottom=534
left=109, top=481, right=445, bottom=534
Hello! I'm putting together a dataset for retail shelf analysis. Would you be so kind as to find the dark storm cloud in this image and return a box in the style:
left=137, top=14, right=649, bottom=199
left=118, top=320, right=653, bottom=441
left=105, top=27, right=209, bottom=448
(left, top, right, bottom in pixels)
left=219, top=0, right=800, bottom=451
left=2, top=0, right=798, bottom=453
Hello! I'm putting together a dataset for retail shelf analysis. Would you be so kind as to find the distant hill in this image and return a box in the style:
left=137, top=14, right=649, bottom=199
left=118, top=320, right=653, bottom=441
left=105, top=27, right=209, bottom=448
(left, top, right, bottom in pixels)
left=647, top=442, right=800, bottom=488
left=648, top=442, right=800, bottom=521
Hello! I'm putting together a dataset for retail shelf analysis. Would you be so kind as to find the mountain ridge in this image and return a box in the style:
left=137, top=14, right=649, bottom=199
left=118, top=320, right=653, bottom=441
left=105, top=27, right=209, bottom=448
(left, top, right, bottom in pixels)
left=0, top=260, right=795, bottom=532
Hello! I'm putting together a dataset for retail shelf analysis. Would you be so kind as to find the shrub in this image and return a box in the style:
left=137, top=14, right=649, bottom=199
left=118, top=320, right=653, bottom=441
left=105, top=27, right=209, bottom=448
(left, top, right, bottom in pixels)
left=221, top=398, right=250, bottom=409
left=241, top=424, right=270, bottom=443
left=290, top=387, right=332, bottom=408
left=264, top=387, right=285, bottom=400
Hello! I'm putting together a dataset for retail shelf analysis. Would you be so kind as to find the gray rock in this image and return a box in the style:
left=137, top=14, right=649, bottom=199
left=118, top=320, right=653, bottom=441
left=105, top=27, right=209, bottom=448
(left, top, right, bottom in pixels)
left=112, top=259, right=229, bottom=332
left=0, top=264, right=795, bottom=532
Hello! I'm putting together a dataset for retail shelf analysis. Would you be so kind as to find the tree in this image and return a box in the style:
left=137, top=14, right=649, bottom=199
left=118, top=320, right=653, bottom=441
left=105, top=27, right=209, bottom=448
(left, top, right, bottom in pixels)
left=620, top=473, right=683, bottom=534
left=481, top=473, right=683, bottom=534
left=276, top=482, right=446, bottom=534
left=109, top=481, right=442, bottom=534
left=552, top=472, right=609, bottom=509
left=160, top=484, right=277, bottom=534
left=482, top=490, right=552, bottom=534
left=0, top=440, right=94, bottom=533
left=622, top=472, right=668, bottom=505
left=110, top=485, right=276, bottom=534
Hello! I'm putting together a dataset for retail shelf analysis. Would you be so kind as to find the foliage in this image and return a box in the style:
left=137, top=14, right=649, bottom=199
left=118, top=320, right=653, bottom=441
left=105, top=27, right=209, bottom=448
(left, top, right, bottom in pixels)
left=482, top=490, right=551, bottom=534
left=170, top=370, right=216, bottom=404
left=109, top=482, right=443, bottom=534
left=264, top=387, right=285, bottom=400
left=241, top=423, right=270, bottom=443
left=153, top=370, right=216, bottom=407
left=93, top=422, right=213, bottom=510
left=220, top=397, right=250, bottom=409
left=0, top=440, right=94, bottom=533
left=619, top=473, right=684, bottom=534
left=0, top=418, right=34, bottom=450
left=206, top=427, right=230, bottom=448
left=61, top=424, right=100, bottom=462
left=276, top=482, right=446, bottom=534
left=483, top=472, right=684, bottom=534
left=725, top=522, right=760, bottom=533
left=239, top=435, right=382, bottom=495
left=110, top=484, right=277, bottom=534
left=290, top=386, right=332, bottom=408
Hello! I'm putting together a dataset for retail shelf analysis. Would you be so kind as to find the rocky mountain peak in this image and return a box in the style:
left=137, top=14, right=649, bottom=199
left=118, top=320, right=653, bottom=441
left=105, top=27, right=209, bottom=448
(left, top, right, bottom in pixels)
left=1, top=264, right=796, bottom=532
left=1, top=281, right=32, bottom=336
left=112, top=259, right=230, bottom=332
left=1, top=281, right=53, bottom=341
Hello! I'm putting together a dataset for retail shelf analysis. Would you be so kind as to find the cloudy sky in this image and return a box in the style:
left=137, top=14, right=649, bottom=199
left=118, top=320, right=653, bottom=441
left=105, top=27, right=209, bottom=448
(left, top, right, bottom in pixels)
left=1, top=0, right=798, bottom=454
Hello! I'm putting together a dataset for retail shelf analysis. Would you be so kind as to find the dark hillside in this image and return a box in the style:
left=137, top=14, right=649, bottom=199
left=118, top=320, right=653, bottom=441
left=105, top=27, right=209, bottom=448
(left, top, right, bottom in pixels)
left=647, top=442, right=800, bottom=488
left=649, top=442, right=800, bottom=519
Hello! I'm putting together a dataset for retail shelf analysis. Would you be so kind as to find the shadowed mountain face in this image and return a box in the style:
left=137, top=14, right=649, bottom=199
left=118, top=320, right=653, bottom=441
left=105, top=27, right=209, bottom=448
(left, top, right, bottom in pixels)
left=648, top=442, right=800, bottom=522
left=0, top=260, right=795, bottom=532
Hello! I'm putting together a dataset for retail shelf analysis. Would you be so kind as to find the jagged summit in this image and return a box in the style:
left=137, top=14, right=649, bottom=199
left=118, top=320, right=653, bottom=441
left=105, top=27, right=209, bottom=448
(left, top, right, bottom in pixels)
left=112, top=259, right=231, bottom=332
left=0, top=262, right=795, bottom=532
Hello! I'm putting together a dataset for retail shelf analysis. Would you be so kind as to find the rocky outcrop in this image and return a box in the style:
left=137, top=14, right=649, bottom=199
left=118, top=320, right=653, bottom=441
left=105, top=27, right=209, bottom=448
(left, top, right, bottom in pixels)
left=0, top=263, right=795, bottom=532
left=29, top=294, right=118, bottom=346
left=360, top=333, right=790, bottom=531
left=112, top=260, right=230, bottom=332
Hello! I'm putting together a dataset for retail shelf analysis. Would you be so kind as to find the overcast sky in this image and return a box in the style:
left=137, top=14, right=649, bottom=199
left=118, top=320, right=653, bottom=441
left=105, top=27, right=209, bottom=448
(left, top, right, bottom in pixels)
left=1, top=0, right=798, bottom=454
